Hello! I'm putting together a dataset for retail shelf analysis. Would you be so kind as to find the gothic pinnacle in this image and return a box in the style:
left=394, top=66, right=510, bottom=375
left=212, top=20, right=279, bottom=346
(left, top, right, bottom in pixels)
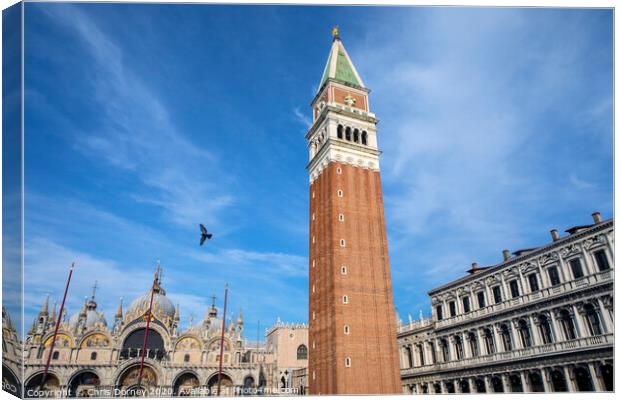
left=50, top=301, right=57, bottom=323
left=115, top=297, right=123, bottom=319
left=40, top=294, right=50, bottom=315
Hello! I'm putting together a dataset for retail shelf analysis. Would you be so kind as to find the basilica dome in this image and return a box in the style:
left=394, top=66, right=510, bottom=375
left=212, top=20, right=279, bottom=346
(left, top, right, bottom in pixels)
left=69, top=298, right=107, bottom=331
left=125, top=269, right=176, bottom=323
left=192, top=304, right=226, bottom=337
left=127, top=291, right=176, bottom=321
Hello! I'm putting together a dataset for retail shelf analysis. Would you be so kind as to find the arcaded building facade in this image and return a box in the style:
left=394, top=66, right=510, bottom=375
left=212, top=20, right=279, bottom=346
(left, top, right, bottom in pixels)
left=398, top=212, right=614, bottom=393
left=306, top=30, right=401, bottom=395
left=2, top=267, right=308, bottom=398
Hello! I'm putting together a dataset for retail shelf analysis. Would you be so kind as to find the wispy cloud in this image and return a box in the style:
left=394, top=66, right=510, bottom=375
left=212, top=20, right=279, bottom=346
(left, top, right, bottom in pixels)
left=293, top=107, right=312, bottom=128
left=24, top=237, right=153, bottom=330
left=38, top=5, right=233, bottom=228
left=569, top=173, right=597, bottom=190
left=351, top=8, right=613, bottom=315
left=188, top=248, right=307, bottom=278
left=23, top=190, right=308, bottom=334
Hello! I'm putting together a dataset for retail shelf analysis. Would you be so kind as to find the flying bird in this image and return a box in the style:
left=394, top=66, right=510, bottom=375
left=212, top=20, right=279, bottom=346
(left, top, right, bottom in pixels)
left=199, top=224, right=213, bottom=246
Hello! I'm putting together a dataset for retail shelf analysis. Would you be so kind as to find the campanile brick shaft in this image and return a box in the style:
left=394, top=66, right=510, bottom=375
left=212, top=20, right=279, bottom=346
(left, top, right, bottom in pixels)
left=306, top=29, right=401, bottom=395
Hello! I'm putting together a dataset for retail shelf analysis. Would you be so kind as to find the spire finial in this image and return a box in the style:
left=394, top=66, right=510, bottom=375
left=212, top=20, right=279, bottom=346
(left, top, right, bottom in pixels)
left=332, top=26, right=340, bottom=41
left=91, top=281, right=99, bottom=300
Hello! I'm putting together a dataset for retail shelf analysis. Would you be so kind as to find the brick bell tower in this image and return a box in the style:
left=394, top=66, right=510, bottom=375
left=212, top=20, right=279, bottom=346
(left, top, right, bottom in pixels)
left=306, top=28, right=402, bottom=395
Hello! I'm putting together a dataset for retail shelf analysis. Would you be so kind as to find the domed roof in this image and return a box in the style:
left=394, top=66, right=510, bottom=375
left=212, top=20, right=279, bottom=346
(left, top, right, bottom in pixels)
left=69, top=298, right=107, bottom=331
left=125, top=266, right=176, bottom=323
left=127, top=291, right=176, bottom=322
left=200, top=315, right=223, bottom=333
left=190, top=304, right=225, bottom=337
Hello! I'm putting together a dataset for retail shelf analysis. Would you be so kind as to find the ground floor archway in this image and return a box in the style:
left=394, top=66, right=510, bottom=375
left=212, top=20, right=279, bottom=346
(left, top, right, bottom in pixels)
left=529, top=371, right=545, bottom=392
left=509, top=374, right=523, bottom=392
left=2, top=364, right=21, bottom=397
left=574, top=366, right=593, bottom=392
left=173, top=372, right=200, bottom=396
left=491, top=376, right=503, bottom=392
left=550, top=369, right=568, bottom=392
left=600, top=363, right=613, bottom=391
left=24, top=372, right=60, bottom=398
left=115, top=364, right=158, bottom=396
left=206, top=373, right=233, bottom=396
left=68, top=371, right=100, bottom=397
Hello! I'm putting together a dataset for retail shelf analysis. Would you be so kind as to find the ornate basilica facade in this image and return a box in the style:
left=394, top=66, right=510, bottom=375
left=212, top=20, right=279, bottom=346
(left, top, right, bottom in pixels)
left=397, top=212, right=614, bottom=393
left=2, top=268, right=308, bottom=397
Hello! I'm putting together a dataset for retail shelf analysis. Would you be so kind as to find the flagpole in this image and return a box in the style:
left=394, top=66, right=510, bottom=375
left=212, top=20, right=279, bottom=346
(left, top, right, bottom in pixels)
left=40, top=262, right=74, bottom=390
left=137, top=273, right=157, bottom=391
left=217, top=283, right=228, bottom=396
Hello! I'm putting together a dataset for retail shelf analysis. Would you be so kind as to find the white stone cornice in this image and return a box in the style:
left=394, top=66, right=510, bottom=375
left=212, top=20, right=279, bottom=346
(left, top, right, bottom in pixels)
left=308, top=141, right=380, bottom=183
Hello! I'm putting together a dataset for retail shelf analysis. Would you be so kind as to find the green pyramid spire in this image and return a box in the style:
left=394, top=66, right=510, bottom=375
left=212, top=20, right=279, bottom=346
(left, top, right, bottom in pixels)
left=318, top=28, right=365, bottom=91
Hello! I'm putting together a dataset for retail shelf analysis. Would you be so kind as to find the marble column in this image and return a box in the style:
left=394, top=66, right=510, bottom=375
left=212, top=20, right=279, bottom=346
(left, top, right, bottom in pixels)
left=529, top=315, right=541, bottom=346
left=588, top=363, right=603, bottom=392
left=537, top=261, right=549, bottom=288
left=596, top=297, right=613, bottom=333
left=563, top=365, right=578, bottom=392
left=463, top=333, right=471, bottom=359
left=469, top=378, right=477, bottom=393
left=557, top=256, right=570, bottom=284
left=521, top=371, right=530, bottom=392
left=580, top=247, right=596, bottom=275
left=495, top=324, right=506, bottom=352
left=500, top=275, right=509, bottom=302
left=571, top=304, right=587, bottom=338
left=485, top=283, right=494, bottom=308
left=550, top=310, right=563, bottom=341
left=502, top=374, right=512, bottom=393
left=484, top=376, right=493, bottom=393
left=476, top=328, right=486, bottom=356
left=541, top=368, right=552, bottom=392
left=604, top=233, right=614, bottom=257
left=517, top=267, right=527, bottom=296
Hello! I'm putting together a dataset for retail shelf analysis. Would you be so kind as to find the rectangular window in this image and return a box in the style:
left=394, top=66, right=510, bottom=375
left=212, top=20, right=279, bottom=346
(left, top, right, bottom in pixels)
left=570, top=258, right=584, bottom=278
left=492, top=286, right=502, bottom=304
left=462, top=297, right=470, bottom=313
left=594, top=250, right=610, bottom=271
left=548, top=266, right=561, bottom=286
left=477, top=292, right=486, bottom=308
left=528, top=274, right=539, bottom=292
left=509, top=280, right=520, bottom=298
left=436, top=305, right=443, bottom=321
left=449, top=301, right=456, bottom=317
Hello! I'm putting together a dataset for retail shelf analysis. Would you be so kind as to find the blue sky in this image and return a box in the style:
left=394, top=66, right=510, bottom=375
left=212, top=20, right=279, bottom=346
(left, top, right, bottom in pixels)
left=20, top=4, right=612, bottom=338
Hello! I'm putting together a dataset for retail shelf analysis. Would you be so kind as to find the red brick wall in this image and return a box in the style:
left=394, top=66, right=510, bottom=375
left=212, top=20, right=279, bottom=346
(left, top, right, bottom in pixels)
left=332, top=88, right=368, bottom=111
left=308, top=163, right=401, bottom=395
